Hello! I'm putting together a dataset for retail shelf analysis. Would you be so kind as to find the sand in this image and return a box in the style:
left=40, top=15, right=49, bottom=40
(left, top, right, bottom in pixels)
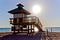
left=0, top=32, right=60, bottom=40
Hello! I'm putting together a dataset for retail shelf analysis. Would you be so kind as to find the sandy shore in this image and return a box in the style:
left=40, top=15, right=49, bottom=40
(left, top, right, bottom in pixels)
left=0, top=32, right=60, bottom=37
left=0, top=32, right=13, bottom=37
left=0, top=32, right=60, bottom=40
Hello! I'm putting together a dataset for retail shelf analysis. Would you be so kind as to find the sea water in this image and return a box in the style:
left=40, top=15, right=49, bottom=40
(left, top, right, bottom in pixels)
left=0, top=27, right=60, bottom=32
left=44, top=27, right=60, bottom=32
left=0, top=28, right=11, bottom=32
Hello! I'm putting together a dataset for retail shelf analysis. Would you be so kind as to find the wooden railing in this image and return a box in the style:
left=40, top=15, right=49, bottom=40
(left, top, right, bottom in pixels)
left=10, top=16, right=42, bottom=28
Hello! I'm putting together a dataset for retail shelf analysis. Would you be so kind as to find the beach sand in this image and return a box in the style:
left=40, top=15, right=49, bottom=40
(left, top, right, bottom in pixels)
left=0, top=32, right=60, bottom=40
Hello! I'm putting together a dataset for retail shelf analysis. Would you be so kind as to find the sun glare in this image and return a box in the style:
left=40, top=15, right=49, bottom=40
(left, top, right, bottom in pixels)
left=34, top=27, right=39, bottom=32
left=32, top=5, right=41, bottom=14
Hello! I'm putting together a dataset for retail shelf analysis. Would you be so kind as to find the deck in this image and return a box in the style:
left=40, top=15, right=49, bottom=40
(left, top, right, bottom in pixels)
left=10, top=16, right=42, bottom=31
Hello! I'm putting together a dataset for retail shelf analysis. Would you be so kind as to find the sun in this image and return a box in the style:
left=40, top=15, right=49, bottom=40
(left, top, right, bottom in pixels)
left=32, top=4, right=41, bottom=14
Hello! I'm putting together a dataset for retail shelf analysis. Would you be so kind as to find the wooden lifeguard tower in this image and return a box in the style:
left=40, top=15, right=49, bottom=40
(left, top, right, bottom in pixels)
left=8, top=3, right=43, bottom=35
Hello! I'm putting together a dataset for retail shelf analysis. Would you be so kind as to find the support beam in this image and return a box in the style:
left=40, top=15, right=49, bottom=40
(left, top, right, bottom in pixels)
left=28, top=25, right=29, bottom=34
left=31, top=25, right=32, bottom=33
left=13, top=25, right=16, bottom=34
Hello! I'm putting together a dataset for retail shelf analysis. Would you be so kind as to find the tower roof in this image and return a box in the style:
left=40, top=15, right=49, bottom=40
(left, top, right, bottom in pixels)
left=8, top=3, right=30, bottom=15
left=17, top=3, right=24, bottom=7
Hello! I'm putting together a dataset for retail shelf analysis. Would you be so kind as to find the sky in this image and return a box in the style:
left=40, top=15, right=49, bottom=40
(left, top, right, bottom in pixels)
left=0, top=0, right=60, bottom=28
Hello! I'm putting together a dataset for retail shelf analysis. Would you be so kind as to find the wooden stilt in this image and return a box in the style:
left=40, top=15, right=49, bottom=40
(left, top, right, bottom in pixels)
left=33, top=25, right=34, bottom=33
left=28, top=25, right=29, bottom=34
left=14, top=25, right=15, bottom=34
left=18, top=25, right=20, bottom=33
left=31, top=25, right=32, bottom=33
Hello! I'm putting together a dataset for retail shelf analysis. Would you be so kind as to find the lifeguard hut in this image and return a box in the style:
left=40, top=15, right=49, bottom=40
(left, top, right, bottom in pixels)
left=8, top=3, right=43, bottom=35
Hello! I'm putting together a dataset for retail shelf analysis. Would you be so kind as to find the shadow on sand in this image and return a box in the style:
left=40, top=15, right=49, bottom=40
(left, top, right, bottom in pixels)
left=0, top=32, right=43, bottom=40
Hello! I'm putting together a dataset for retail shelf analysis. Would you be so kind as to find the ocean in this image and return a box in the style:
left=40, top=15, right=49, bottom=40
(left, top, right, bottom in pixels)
left=44, top=27, right=60, bottom=32
left=0, top=27, right=60, bottom=32
left=0, top=28, right=11, bottom=32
